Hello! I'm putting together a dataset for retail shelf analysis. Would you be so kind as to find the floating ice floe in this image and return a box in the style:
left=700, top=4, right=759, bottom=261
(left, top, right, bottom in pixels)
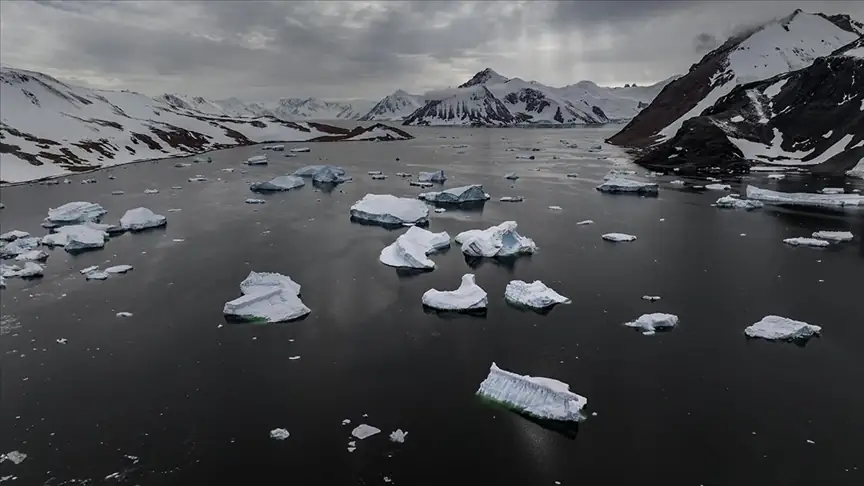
left=819, top=187, right=844, bottom=195
left=516, top=155, right=535, bottom=160
left=175, top=163, right=191, bottom=168
left=783, top=237, right=829, bottom=248
left=86, top=270, right=109, bottom=280
left=418, top=185, right=489, bottom=204
left=368, top=171, right=382, bottom=175
left=116, top=312, right=133, bottom=317
left=42, top=225, right=107, bottom=252
left=641, top=295, right=661, bottom=302
left=245, top=155, right=268, bottom=165
left=767, top=174, right=786, bottom=180
left=372, top=174, right=387, bottom=180
left=602, top=233, right=636, bottom=242
left=504, top=172, right=519, bottom=180
left=120, top=208, right=167, bottom=232
left=193, top=156, right=212, bottom=163
left=455, top=221, right=537, bottom=258
left=476, top=363, right=587, bottom=422
left=246, top=198, right=266, bottom=204
left=422, top=274, right=488, bottom=311
left=499, top=196, right=524, bottom=202
left=746, top=185, right=864, bottom=208
left=379, top=226, right=450, bottom=270
left=396, top=172, right=412, bottom=178
left=1, top=236, right=41, bottom=258
left=269, top=428, right=290, bottom=440
left=433, top=208, right=446, bottom=213
left=409, top=181, right=433, bottom=188
left=0, top=451, right=27, bottom=465
left=264, top=145, right=285, bottom=152
left=0, top=230, right=29, bottom=242
left=625, top=313, right=678, bottom=335
left=144, top=189, right=159, bottom=194
left=705, top=183, right=731, bottom=191
left=290, top=147, right=311, bottom=153
left=812, top=231, right=853, bottom=242
left=351, top=424, right=381, bottom=440
left=603, top=169, right=637, bottom=180
left=389, top=430, right=407, bottom=443
left=670, top=180, right=686, bottom=185
left=596, top=178, right=659, bottom=195
left=14, top=250, right=48, bottom=262
left=744, top=315, right=821, bottom=341
left=249, top=175, right=305, bottom=192
left=576, top=220, right=594, bottom=225
left=105, top=265, right=133, bottom=274
left=548, top=206, right=563, bottom=211
left=112, top=190, right=125, bottom=195
left=505, top=280, right=570, bottom=309
left=418, top=170, right=447, bottom=183
left=223, top=271, right=310, bottom=323
left=44, top=202, right=107, bottom=227
left=350, top=194, right=429, bottom=226
left=293, top=165, right=350, bottom=184
left=714, top=196, right=764, bottom=210
left=188, top=176, right=208, bottom=182
left=1, top=262, right=44, bottom=279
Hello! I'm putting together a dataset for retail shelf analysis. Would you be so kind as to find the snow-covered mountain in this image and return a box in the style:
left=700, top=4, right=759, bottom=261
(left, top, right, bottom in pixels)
left=636, top=37, right=864, bottom=176
left=401, top=68, right=675, bottom=127
left=265, top=97, right=374, bottom=120
left=0, top=66, right=410, bottom=183
left=608, top=10, right=862, bottom=148
left=358, top=90, right=426, bottom=121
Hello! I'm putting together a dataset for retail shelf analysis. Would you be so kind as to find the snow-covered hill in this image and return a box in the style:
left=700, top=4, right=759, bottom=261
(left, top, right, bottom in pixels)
left=0, top=66, right=408, bottom=183
left=402, top=85, right=526, bottom=127
left=265, top=97, right=374, bottom=121
left=358, top=90, right=426, bottom=121
left=636, top=37, right=864, bottom=176
left=608, top=10, right=862, bottom=147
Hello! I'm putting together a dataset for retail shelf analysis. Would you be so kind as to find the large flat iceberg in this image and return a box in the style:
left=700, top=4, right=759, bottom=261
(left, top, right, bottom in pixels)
left=422, top=274, right=488, bottom=311
left=504, top=280, right=571, bottom=309
left=223, top=271, right=310, bottom=323
left=625, top=313, right=678, bottom=335
left=44, top=201, right=107, bottom=227
left=42, top=224, right=107, bottom=252
left=418, top=185, right=489, bottom=204
left=744, top=315, right=821, bottom=341
left=476, top=363, right=587, bottom=422
left=596, top=178, right=659, bottom=195
left=249, top=176, right=305, bottom=192
left=379, top=226, right=450, bottom=269
left=812, top=231, right=853, bottom=242
left=350, top=194, right=429, bottom=226
left=746, top=185, right=864, bottom=208
left=119, top=208, right=167, bottom=231
left=455, top=221, right=537, bottom=258
left=293, top=165, right=350, bottom=184
left=783, top=237, right=829, bottom=248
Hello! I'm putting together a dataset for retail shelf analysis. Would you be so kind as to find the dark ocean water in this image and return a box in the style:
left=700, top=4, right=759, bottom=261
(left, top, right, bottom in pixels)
left=1, top=125, right=863, bottom=485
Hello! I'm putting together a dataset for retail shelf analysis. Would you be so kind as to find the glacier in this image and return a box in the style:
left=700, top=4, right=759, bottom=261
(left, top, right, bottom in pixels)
left=455, top=221, right=537, bottom=258
left=422, top=274, right=488, bottom=311
left=476, top=363, right=587, bottom=422
left=349, top=194, right=430, bottom=226
left=379, top=226, right=450, bottom=270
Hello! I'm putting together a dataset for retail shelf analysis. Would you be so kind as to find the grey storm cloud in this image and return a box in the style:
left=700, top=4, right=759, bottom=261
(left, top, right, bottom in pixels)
left=1, top=1, right=862, bottom=101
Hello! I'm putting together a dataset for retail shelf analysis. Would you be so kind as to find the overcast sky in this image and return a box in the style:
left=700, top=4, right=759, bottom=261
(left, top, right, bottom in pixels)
left=1, top=1, right=862, bottom=102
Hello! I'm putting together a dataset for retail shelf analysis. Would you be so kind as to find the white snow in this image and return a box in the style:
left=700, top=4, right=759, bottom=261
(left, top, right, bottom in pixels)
left=746, top=185, right=864, bottom=207
left=351, top=424, right=381, bottom=440
left=625, top=313, right=679, bottom=335
left=596, top=178, right=659, bottom=195
left=360, top=89, right=426, bottom=121
left=714, top=195, right=764, bottom=210
left=269, top=428, right=290, bottom=440
left=379, top=226, right=450, bottom=270
left=119, top=208, right=167, bottom=231
left=744, top=315, right=821, bottom=340
left=350, top=194, right=430, bottom=226
left=389, top=429, right=408, bottom=443
left=476, top=362, right=587, bottom=421
left=455, top=221, right=537, bottom=258
left=422, top=274, right=488, bottom=311
left=848, top=158, right=864, bottom=179
left=504, top=280, right=571, bottom=309
left=44, top=202, right=107, bottom=227
left=249, top=175, right=305, bottom=192
left=602, top=233, right=637, bottom=242
left=418, top=185, right=489, bottom=204
left=705, top=183, right=732, bottom=191
left=418, top=170, right=447, bottom=183
left=86, top=270, right=109, bottom=280
left=223, top=271, right=310, bottom=323
left=822, top=130, right=834, bottom=139
left=729, top=130, right=855, bottom=166
left=783, top=237, right=830, bottom=248
left=343, top=126, right=409, bottom=141
left=811, top=231, right=853, bottom=242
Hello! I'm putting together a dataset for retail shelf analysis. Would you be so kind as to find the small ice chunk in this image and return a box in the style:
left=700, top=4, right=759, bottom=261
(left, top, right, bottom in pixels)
left=576, top=220, right=594, bottom=225
left=819, top=187, right=844, bottom=195
left=188, top=177, right=208, bottom=182
left=504, top=172, right=519, bottom=180
left=670, top=180, right=686, bottom=185
left=602, top=233, right=636, bottom=242
left=625, top=313, right=678, bottom=333
left=351, top=424, right=381, bottom=440
left=731, top=115, right=744, bottom=122
left=80, top=265, right=100, bottom=274
left=249, top=175, right=305, bottom=192
left=350, top=194, right=429, bottom=226
left=264, top=145, right=284, bottom=151
left=395, top=172, right=412, bottom=177
left=705, top=183, right=732, bottom=191
left=105, top=265, right=133, bottom=274
left=193, top=156, right=212, bottom=163
left=389, top=429, right=408, bottom=443
left=144, top=189, right=159, bottom=194
left=175, top=163, right=191, bottom=168
left=714, top=196, right=763, bottom=210
left=245, top=155, right=268, bottom=165
left=171, top=186, right=183, bottom=190
left=641, top=295, right=661, bottom=302
left=379, top=226, right=450, bottom=269
left=548, top=206, right=563, bottom=211
left=455, top=221, right=536, bottom=258
left=85, top=271, right=109, bottom=280
left=811, top=231, right=853, bottom=242
left=422, top=274, right=488, bottom=311
left=290, top=147, right=310, bottom=153
left=368, top=171, right=383, bottom=175
left=1, top=236, right=42, bottom=257
left=476, top=362, right=587, bottom=421
left=0, top=230, right=30, bottom=241
left=499, top=196, right=524, bottom=202
left=44, top=201, right=107, bottom=226
left=14, top=250, right=48, bottom=262
left=566, top=173, right=579, bottom=178
left=0, top=451, right=27, bottom=465
left=744, top=315, right=821, bottom=341
left=783, top=238, right=829, bottom=248
left=371, top=174, right=387, bottom=180
left=596, top=178, right=659, bottom=195
left=269, top=428, right=290, bottom=440
left=409, top=181, right=433, bottom=188
left=120, top=208, right=167, bottom=231
left=56, top=338, right=68, bottom=344
left=223, top=271, right=310, bottom=323
left=342, top=419, right=351, bottom=425
left=603, top=169, right=637, bottom=180
left=418, top=185, right=489, bottom=204
left=505, top=280, right=571, bottom=309
left=767, top=174, right=786, bottom=180
left=1, top=262, right=44, bottom=278
left=116, top=312, right=133, bottom=317
left=111, top=190, right=125, bottom=195
left=746, top=185, right=863, bottom=207
left=246, top=198, right=266, bottom=204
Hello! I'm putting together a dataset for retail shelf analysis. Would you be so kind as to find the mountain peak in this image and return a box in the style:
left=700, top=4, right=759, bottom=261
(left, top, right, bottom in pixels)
left=458, top=68, right=509, bottom=88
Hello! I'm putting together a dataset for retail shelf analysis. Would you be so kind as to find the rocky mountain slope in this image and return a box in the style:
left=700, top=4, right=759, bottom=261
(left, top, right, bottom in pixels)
left=635, top=37, right=864, bottom=176
left=608, top=10, right=862, bottom=148
left=358, top=90, right=426, bottom=121
left=0, top=67, right=409, bottom=183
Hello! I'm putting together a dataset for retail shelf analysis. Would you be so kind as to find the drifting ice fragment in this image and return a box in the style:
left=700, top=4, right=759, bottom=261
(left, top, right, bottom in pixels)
left=504, top=172, right=519, bottom=180
left=80, top=265, right=99, bottom=275
left=120, top=208, right=167, bottom=231
left=744, top=315, right=821, bottom=341
left=0, top=263, right=44, bottom=278
left=0, top=451, right=27, bottom=465
left=705, top=183, right=731, bottom=191
left=566, top=173, right=579, bottom=178
left=812, top=231, right=853, bottom=242
left=223, top=271, right=310, bottom=323
left=505, top=280, right=571, bottom=309
left=576, top=220, right=594, bottom=225
left=1, top=237, right=41, bottom=257
left=246, top=198, right=266, bottom=204
left=264, top=145, right=285, bottom=151
left=767, top=174, right=786, bottom=180
left=603, top=169, right=637, bottom=180
left=641, top=295, right=661, bottom=302
left=250, top=176, right=305, bottom=192
left=418, top=185, right=489, bottom=204
left=476, top=363, right=587, bottom=422
left=0, top=230, right=29, bottom=242
left=409, top=181, right=433, bottom=188
left=240, top=271, right=301, bottom=296
left=670, top=180, right=686, bottom=185
left=290, top=147, right=311, bottom=153
left=105, top=265, right=133, bottom=274
left=714, top=196, right=763, bottom=210
left=144, top=189, right=159, bottom=194
left=746, top=185, right=863, bottom=207
left=499, top=196, right=524, bottom=202
left=14, top=250, right=48, bottom=262
left=820, top=187, right=844, bottom=195
left=596, top=178, right=659, bottom=195
left=269, top=428, right=290, bottom=440
left=455, top=221, right=536, bottom=258
left=351, top=424, right=381, bottom=440
left=602, top=233, right=636, bottom=242
left=783, top=238, right=829, bottom=248
left=112, top=190, right=125, bottom=195
left=389, top=430, right=407, bottom=443
left=350, top=194, right=429, bottom=226
left=44, top=202, right=107, bottom=227
left=86, top=271, right=109, bottom=280
left=379, top=226, right=450, bottom=269
left=41, top=225, right=107, bottom=251
left=116, top=312, right=133, bottom=317
left=434, top=208, right=446, bottom=213
left=396, top=172, right=412, bottom=178
left=625, top=313, right=678, bottom=335
left=418, top=170, right=446, bottom=183
left=188, top=177, right=208, bottom=182
left=193, top=156, right=212, bottom=163
left=246, top=155, right=268, bottom=165
left=548, top=206, right=563, bottom=211
left=422, top=274, right=488, bottom=311
left=368, top=171, right=383, bottom=175
left=293, top=165, right=349, bottom=183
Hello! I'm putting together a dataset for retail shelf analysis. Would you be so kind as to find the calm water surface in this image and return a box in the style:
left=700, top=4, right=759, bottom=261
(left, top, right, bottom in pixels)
left=1, top=126, right=863, bottom=485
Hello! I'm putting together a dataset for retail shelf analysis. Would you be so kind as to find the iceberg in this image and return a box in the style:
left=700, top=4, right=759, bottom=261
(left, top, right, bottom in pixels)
left=499, top=196, right=524, bottom=202
left=350, top=194, right=429, bottom=226
left=41, top=224, right=108, bottom=251
left=0, top=230, right=29, bottom=241
left=293, top=165, right=350, bottom=184
left=223, top=271, right=310, bottom=323
left=504, top=280, right=571, bottom=309
left=625, top=313, right=678, bottom=335
left=351, top=424, right=380, bottom=440
left=783, top=237, right=829, bottom=248
left=705, top=183, right=731, bottom=191
left=746, top=185, right=864, bottom=208
left=249, top=175, right=305, bottom=192
left=455, top=221, right=537, bottom=258
left=389, top=429, right=407, bottom=443
left=44, top=201, right=107, bottom=227
left=245, top=155, right=268, bottom=165
left=714, top=196, right=763, bottom=210
left=246, top=198, right=266, bottom=204
left=812, top=231, right=853, bottom=242
left=105, top=265, right=133, bottom=274
left=0, top=451, right=27, bottom=465
left=422, top=274, right=488, bottom=311
left=14, top=250, right=48, bottom=262
left=476, top=363, right=587, bottom=422
left=119, top=208, right=167, bottom=232
left=379, top=226, right=450, bottom=269
left=744, top=315, right=821, bottom=341
left=1, top=262, right=44, bottom=278
left=602, top=233, right=636, bottom=242
left=419, top=185, right=489, bottom=204
left=596, top=178, right=659, bottom=195
left=86, top=270, right=109, bottom=280
left=290, top=147, right=311, bottom=153
left=1, top=236, right=41, bottom=257
left=269, top=428, right=290, bottom=440
left=418, top=170, right=447, bottom=183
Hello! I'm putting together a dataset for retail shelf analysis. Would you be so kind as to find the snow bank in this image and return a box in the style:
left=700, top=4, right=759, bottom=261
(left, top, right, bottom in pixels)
left=249, top=175, right=305, bottom=192
left=119, top=208, right=167, bottom=231
left=476, top=362, right=587, bottom=421
left=350, top=194, right=429, bottom=226
left=455, top=221, right=537, bottom=258
left=418, top=185, right=489, bottom=204
left=596, top=178, right=659, bottom=195
left=746, top=185, right=864, bottom=207
left=504, top=280, right=571, bottom=309
left=379, top=226, right=450, bottom=269
left=422, top=274, right=488, bottom=311
left=223, top=271, right=310, bottom=323
left=744, top=315, right=821, bottom=341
